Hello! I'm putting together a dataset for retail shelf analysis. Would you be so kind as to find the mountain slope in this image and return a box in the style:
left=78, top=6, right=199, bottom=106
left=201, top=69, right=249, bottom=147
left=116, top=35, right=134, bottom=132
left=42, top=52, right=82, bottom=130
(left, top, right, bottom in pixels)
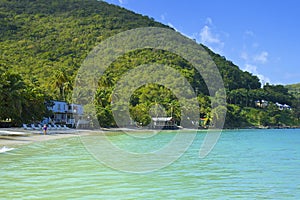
left=0, top=0, right=168, bottom=95
left=286, top=83, right=300, bottom=98
left=1, top=0, right=297, bottom=127
left=0, top=0, right=260, bottom=96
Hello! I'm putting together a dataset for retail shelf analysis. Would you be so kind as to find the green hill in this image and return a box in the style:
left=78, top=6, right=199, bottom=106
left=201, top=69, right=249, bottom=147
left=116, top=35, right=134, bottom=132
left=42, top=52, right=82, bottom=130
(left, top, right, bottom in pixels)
left=0, top=0, right=260, bottom=94
left=0, top=0, right=168, bottom=89
left=0, top=0, right=299, bottom=127
left=286, top=83, right=300, bottom=98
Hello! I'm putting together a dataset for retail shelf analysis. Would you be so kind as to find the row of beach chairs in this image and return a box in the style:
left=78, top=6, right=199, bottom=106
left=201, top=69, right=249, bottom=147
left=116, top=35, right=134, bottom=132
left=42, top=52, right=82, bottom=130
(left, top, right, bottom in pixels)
left=23, top=124, right=70, bottom=130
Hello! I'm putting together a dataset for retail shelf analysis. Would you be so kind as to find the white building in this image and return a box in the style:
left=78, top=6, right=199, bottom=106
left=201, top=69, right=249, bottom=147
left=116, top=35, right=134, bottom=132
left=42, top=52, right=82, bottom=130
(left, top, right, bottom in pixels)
left=276, top=102, right=292, bottom=110
left=47, top=101, right=84, bottom=127
left=151, top=117, right=178, bottom=129
left=255, top=100, right=268, bottom=108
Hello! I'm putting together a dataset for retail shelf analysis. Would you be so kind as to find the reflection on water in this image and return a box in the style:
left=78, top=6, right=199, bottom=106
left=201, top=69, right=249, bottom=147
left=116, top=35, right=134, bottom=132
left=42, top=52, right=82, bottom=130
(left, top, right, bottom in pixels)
left=0, top=129, right=300, bottom=199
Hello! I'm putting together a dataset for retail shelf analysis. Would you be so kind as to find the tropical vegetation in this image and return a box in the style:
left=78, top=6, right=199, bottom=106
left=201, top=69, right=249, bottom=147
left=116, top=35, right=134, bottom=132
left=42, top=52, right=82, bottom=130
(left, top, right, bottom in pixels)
left=0, top=0, right=299, bottom=128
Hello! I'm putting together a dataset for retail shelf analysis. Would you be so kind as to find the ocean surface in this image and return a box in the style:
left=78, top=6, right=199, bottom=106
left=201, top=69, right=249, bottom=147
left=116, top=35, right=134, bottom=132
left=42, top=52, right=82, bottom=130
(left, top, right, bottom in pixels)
left=1, top=129, right=300, bottom=199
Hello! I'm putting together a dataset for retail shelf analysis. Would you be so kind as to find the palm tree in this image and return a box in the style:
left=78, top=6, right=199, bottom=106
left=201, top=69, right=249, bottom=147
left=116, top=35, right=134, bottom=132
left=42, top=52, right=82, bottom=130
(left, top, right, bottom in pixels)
left=50, top=69, right=68, bottom=100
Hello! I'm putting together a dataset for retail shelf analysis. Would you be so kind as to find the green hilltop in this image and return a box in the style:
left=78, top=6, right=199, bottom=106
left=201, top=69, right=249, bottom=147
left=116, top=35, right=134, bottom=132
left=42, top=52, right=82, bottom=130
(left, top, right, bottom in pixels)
left=286, top=83, right=300, bottom=99
left=0, top=0, right=299, bottom=128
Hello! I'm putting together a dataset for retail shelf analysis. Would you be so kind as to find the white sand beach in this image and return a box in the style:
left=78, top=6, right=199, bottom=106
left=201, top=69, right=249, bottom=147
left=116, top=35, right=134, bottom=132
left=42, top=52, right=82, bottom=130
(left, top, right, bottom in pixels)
left=0, top=128, right=92, bottom=147
left=0, top=127, right=187, bottom=148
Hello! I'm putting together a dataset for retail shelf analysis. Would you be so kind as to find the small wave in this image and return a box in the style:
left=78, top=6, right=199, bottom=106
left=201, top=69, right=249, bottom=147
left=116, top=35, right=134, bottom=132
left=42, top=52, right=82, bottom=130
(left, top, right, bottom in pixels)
left=0, top=146, right=15, bottom=153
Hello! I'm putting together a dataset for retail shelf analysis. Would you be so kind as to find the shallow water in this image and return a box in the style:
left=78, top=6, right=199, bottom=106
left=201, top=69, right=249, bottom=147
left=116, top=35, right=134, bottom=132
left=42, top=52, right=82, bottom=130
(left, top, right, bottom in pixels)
left=1, top=129, right=300, bottom=199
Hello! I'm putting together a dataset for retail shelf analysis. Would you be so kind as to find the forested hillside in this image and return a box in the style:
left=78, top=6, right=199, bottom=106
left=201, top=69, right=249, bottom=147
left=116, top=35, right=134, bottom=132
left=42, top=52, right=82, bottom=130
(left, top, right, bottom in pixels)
left=0, top=0, right=299, bottom=127
left=286, top=83, right=300, bottom=98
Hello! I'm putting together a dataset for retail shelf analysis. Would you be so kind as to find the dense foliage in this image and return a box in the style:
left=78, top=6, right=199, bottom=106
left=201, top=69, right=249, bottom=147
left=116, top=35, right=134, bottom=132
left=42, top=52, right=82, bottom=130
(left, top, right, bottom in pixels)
left=0, top=0, right=299, bottom=127
left=0, top=68, right=50, bottom=126
left=286, top=83, right=300, bottom=98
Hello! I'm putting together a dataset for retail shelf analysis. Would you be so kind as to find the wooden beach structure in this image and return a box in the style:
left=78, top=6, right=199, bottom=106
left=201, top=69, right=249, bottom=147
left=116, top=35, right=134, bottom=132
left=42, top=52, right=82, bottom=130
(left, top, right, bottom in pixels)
left=150, top=117, right=179, bottom=130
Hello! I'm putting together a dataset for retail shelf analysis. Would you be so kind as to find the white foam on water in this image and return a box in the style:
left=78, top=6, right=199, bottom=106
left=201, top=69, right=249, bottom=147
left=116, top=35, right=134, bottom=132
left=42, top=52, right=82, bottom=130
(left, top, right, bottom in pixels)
left=0, top=146, right=15, bottom=153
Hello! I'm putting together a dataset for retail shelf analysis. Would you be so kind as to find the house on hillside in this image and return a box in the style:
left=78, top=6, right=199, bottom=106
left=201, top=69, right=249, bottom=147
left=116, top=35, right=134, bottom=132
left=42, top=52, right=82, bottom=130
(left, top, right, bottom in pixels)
left=255, top=100, right=292, bottom=111
left=255, top=100, right=268, bottom=108
left=46, top=100, right=84, bottom=127
left=275, top=102, right=292, bottom=110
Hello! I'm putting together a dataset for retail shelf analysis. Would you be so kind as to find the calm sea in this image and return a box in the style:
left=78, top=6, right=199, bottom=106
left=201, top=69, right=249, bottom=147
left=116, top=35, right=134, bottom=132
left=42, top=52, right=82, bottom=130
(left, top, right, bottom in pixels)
left=1, top=129, right=300, bottom=199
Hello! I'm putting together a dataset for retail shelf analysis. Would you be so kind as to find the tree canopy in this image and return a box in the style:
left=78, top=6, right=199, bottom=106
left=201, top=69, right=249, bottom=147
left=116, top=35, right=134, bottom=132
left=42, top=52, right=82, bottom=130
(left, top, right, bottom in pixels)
left=0, top=0, right=299, bottom=127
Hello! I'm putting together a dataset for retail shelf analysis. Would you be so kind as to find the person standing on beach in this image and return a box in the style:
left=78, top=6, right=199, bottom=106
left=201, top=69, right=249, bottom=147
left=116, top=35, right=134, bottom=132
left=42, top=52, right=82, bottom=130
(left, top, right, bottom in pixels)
left=43, top=124, right=47, bottom=135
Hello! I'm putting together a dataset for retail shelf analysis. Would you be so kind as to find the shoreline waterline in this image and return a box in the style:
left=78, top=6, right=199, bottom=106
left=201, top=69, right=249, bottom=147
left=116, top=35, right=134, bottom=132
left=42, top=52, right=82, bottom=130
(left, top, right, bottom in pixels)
left=1, top=126, right=299, bottom=148
left=0, top=127, right=208, bottom=148
left=0, top=128, right=92, bottom=148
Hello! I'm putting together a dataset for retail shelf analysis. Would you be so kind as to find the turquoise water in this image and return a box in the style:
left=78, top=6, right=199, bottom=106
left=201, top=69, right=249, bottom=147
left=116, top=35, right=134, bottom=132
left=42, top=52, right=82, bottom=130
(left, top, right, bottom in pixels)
left=1, top=129, right=300, bottom=199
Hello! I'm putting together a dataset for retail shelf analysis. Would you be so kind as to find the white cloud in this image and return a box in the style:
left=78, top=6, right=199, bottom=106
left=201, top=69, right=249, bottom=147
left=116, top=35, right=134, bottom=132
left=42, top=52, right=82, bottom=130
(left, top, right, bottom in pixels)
left=167, top=22, right=178, bottom=32
left=244, top=64, right=257, bottom=73
left=241, top=50, right=269, bottom=64
left=244, top=64, right=270, bottom=85
left=188, top=17, right=226, bottom=54
left=159, top=13, right=180, bottom=32
left=254, top=51, right=268, bottom=64
left=196, top=17, right=226, bottom=54
left=205, top=17, right=213, bottom=26
left=118, top=0, right=128, bottom=4
left=199, top=25, right=224, bottom=54
left=200, top=25, right=224, bottom=48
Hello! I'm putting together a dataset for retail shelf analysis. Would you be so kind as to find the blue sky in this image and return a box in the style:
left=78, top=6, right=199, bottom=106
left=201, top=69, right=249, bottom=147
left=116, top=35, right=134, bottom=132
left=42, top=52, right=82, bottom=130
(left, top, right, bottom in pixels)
left=104, top=0, right=300, bottom=85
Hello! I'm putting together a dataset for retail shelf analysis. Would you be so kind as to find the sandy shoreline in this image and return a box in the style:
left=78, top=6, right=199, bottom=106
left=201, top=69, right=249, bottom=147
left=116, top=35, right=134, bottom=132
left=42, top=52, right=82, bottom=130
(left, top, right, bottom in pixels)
left=0, top=126, right=212, bottom=148
left=0, top=127, right=195, bottom=148
left=0, top=127, right=157, bottom=147
left=0, top=128, right=96, bottom=148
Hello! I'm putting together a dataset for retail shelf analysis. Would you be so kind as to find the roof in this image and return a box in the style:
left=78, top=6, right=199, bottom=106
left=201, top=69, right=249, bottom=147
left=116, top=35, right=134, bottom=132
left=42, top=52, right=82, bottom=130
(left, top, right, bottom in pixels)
left=152, top=117, right=173, bottom=122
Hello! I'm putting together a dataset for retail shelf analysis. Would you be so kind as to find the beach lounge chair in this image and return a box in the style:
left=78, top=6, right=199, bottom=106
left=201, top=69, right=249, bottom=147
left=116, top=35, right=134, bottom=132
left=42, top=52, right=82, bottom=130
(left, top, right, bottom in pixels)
left=31, top=124, right=40, bottom=130
left=63, top=125, right=70, bottom=129
left=37, top=124, right=42, bottom=129
left=57, top=125, right=63, bottom=129
left=23, top=124, right=32, bottom=130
